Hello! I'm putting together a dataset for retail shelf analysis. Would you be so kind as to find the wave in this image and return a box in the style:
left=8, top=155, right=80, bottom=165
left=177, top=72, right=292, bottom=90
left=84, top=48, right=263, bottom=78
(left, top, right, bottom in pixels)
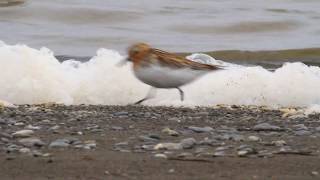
left=0, top=41, right=320, bottom=108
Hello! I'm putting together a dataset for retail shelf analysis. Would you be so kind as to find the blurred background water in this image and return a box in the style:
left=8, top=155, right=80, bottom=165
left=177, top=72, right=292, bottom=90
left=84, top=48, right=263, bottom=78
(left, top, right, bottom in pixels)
left=0, top=0, right=320, bottom=56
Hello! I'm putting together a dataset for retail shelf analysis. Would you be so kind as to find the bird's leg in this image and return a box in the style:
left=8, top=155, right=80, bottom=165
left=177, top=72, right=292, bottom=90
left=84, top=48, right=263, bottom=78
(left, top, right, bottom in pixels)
left=176, top=87, right=184, bottom=101
left=134, top=87, right=157, bottom=105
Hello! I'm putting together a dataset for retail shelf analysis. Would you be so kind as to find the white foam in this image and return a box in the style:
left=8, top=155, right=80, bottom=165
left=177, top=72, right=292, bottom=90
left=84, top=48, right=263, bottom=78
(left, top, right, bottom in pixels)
left=0, top=42, right=320, bottom=108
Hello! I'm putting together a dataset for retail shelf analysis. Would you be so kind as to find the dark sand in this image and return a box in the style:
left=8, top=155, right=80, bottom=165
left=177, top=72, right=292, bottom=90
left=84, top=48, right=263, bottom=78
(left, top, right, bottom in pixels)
left=1, top=104, right=320, bottom=180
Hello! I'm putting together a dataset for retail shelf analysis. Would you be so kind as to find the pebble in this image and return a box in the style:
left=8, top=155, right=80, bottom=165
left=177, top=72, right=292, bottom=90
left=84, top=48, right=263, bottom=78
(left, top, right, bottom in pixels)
left=139, top=135, right=159, bottom=142
left=162, top=127, right=179, bottom=136
left=113, top=111, right=128, bottom=116
left=14, top=122, right=25, bottom=126
left=154, top=143, right=182, bottom=150
left=25, top=125, right=41, bottom=130
left=49, top=139, right=70, bottom=148
left=253, top=123, right=281, bottom=131
left=154, top=153, right=167, bottom=159
left=213, top=151, right=226, bottom=157
left=271, top=140, right=286, bottom=146
left=168, top=117, right=181, bottom=123
left=311, top=171, right=319, bottom=176
left=12, top=130, right=34, bottom=138
left=315, top=126, right=320, bottom=132
left=247, top=136, right=261, bottom=142
left=293, top=124, right=308, bottom=131
left=294, top=130, right=311, bottom=136
left=111, top=126, right=124, bottom=131
left=188, top=126, right=213, bottom=133
left=19, top=137, right=45, bottom=147
left=199, top=137, right=221, bottom=146
left=0, top=118, right=6, bottom=124
left=237, top=145, right=256, bottom=157
left=19, top=148, right=31, bottom=154
left=83, top=140, right=96, bottom=150
left=180, top=138, right=196, bottom=149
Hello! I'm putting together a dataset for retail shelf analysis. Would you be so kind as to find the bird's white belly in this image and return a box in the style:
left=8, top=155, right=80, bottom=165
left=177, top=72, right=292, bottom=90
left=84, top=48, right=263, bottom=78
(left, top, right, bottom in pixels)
left=134, top=65, right=207, bottom=88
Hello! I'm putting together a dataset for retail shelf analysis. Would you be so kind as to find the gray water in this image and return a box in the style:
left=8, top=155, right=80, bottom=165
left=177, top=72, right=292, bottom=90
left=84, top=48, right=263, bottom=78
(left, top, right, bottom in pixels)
left=0, top=0, right=320, bottom=56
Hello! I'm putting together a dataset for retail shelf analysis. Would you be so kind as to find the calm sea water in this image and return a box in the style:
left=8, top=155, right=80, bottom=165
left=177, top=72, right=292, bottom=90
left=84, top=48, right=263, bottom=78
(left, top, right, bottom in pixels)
left=0, top=0, right=320, bottom=56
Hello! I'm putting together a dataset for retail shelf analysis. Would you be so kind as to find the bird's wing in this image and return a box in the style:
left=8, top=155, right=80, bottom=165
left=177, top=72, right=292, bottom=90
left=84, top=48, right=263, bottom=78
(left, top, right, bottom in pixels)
left=151, top=48, right=222, bottom=71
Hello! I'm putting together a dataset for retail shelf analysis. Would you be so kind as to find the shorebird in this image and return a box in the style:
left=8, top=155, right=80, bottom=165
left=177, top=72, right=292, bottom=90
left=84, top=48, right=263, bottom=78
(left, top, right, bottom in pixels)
left=125, top=43, right=223, bottom=104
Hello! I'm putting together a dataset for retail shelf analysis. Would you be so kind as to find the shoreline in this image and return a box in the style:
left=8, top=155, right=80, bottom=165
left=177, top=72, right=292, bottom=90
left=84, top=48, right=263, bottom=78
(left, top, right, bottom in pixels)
left=56, top=47, right=320, bottom=69
left=1, top=104, right=320, bottom=179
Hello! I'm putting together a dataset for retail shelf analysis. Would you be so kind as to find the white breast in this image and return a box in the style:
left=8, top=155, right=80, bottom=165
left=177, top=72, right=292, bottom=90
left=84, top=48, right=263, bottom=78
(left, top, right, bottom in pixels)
left=134, top=65, right=208, bottom=88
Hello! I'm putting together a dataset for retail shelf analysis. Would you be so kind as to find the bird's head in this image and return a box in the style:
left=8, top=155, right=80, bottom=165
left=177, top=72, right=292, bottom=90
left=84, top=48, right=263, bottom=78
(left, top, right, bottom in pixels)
left=127, top=43, right=151, bottom=62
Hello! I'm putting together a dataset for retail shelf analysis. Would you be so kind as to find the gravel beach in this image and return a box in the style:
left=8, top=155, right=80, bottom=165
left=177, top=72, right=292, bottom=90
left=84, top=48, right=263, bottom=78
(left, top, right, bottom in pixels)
left=1, top=104, right=320, bottom=180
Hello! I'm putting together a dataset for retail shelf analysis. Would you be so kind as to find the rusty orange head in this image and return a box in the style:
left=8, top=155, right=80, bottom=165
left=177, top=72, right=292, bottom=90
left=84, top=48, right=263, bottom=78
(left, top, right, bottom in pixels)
left=127, top=43, right=151, bottom=63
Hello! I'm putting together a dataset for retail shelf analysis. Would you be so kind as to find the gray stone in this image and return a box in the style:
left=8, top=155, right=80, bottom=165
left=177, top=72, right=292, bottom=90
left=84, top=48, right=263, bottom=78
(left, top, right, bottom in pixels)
left=293, top=124, right=308, bottom=131
left=12, top=130, right=34, bottom=138
left=168, top=117, right=181, bottom=122
left=294, top=130, right=311, bottom=136
left=154, top=143, right=182, bottom=150
left=154, top=153, right=167, bottom=159
left=315, top=126, right=320, bottom=132
left=19, top=148, right=31, bottom=154
left=247, top=136, right=260, bottom=142
left=253, top=123, right=281, bottom=131
left=199, top=137, right=221, bottom=146
left=111, top=126, right=124, bottom=131
left=180, top=138, right=196, bottom=149
left=114, top=111, right=128, bottom=116
left=83, top=140, right=96, bottom=150
left=188, top=126, right=213, bottom=133
left=49, top=139, right=70, bottom=148
left=0, top=118, right=6, bottom=125
left=19, top=138, right=45, bottom=147
left=162, top=127, right=179, bottom=136
left=139, top=135, right=159, bottom=142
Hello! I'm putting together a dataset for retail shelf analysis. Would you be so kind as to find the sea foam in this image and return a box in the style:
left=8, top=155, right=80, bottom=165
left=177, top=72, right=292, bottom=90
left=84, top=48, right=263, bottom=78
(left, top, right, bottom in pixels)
left=0, top=42, right=320, bottom=108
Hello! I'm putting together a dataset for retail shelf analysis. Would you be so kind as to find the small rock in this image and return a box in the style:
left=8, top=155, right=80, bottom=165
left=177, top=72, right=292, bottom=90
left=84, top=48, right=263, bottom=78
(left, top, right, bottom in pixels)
left=293, top=124, right=308, bottom=131
left=154, top=153, right=167, bottom=159
left=14, top=122, right=25, bottom=126
left=247, top=136, right=260, bottom=142
left=154, top=143, right=182, bottom=150
left=271, top=140, right=286, bottom=146
left=311, top=171, right=319, bottom=176
left=315, top=126, right=320, bottom=132
left=114, top=142, right=129, bottom=147
left=168, top=169, right=175, bottom=173
left=12, top=130, right=34, bottom=138
left=199, top=137, right=221, bottom=146
left=113, top=111, right=128, bottom=116
left=253, top=123, right=281, bottom=131
left=180, top=138, right=196, bottom=149
left=111, top=126, right=124, bottom=131
left=49, top=139, right=70, bottom=148
left=83, top=140, right=96, bottom=150
left=294, top=130, right=311, bottom=136
left=25, top=125, right=41, bottom=130
left=237, top=145, right=256, bottom=157
left=139, top=135, right=159, bottom=142
left=49, top=125, right=60, bottom=130
left=213, top=151, right=226, bottom=157
left=168, top=117, right=181, bottom=122
left=0, top=118, right=6, bottom=124
left=19, top=138, right=45, bottom=147
left=162, top=127, right=179, bottom=136
left=19, top=148, right=31, bottom=154
left=188, top=126, right=213, bottom=133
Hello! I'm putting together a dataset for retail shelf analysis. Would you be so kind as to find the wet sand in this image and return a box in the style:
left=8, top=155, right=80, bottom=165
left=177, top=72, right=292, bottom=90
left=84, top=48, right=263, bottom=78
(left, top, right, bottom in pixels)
left=1, top=104, right=320, bottom=180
